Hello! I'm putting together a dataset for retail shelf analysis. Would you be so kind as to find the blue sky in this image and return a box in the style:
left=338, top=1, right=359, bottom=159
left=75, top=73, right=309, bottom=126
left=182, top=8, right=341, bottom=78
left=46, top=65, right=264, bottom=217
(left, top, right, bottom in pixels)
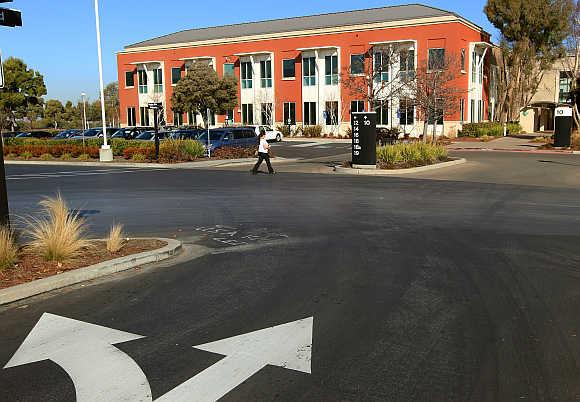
left=0, top=1, right=496, bottom=103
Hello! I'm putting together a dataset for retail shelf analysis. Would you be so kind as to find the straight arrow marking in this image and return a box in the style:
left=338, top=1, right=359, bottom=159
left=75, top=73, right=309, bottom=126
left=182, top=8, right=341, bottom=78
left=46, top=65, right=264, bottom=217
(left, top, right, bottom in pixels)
left=156, top=317, right=313, bottom=402
left=4, top=313, right=152, bottom=402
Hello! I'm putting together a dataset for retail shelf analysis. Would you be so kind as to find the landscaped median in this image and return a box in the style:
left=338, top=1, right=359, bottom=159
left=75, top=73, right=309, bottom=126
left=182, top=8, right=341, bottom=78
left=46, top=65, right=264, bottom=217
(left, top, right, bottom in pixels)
left=2, top=137, right=257, bottom=163
left=335, top=142, right=466, bottom=175
left=0, top=195, right=181, bottom=305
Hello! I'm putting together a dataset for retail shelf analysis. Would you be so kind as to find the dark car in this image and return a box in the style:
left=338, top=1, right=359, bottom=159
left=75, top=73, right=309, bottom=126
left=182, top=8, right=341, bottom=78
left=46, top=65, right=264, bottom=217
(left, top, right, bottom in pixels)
left=111, top=127, right=151, bottom=140
left=1, top=131, right=20, bottom=138
left=197, top=127, right=258, bottom=153
left=135, top=131, right=169, bottom=141
left=53, top=129, right=82, bottom=140
left=16, top=131, right=53, bottom=139
left=69, top=128, right=119, bottom=140
left=170, top=129, right=204, bottom=140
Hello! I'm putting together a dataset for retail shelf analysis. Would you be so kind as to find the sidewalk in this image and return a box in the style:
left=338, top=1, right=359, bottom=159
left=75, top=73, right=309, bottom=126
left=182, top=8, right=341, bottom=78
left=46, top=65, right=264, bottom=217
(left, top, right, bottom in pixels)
left=284, top=137, right=351, bottom=144
left=448, top=137, right=577, bottom=154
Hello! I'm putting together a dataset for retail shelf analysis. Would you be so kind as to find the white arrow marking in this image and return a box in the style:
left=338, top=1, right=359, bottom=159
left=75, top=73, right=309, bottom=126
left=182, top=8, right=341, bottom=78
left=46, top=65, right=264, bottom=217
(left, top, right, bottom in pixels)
left=156, top=317, right=313, bottom=402
left=4, top=313, right=152, bottom=402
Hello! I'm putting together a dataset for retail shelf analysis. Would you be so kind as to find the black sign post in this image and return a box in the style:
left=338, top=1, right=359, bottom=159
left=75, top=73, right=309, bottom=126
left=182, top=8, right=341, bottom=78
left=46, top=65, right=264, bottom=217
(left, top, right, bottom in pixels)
left=0, top=136, right=8, bottom=226
left=351, top=112, right=377, bottom=169
left=148, top=102, right=162, bottom=161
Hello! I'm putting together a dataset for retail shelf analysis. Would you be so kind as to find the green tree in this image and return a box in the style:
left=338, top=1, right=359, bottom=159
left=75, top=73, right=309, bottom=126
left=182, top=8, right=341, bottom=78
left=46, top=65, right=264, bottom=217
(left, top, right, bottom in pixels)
left=104, top=82, right=119, bottom=127
left=44, top=99, right=64, bottom=129
left=171, top=63, right=238, bottom=126
left=485, top=0, right=574, bottom=122
left=0, top=57, right=46, bottom=132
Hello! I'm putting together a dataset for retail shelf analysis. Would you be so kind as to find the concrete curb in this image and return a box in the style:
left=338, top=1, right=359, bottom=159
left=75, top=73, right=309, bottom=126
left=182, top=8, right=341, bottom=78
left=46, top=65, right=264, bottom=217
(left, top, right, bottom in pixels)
left=0, top=238, right=182, bottom=305
left=333, top=158, right=467, bottom=175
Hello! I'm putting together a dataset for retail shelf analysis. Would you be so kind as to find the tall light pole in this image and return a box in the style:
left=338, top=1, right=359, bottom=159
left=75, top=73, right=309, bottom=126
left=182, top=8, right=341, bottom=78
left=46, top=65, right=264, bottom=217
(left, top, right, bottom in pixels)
left=81, top=92, right=87, bottom=130
left=94, top=0, right=112, bottom=161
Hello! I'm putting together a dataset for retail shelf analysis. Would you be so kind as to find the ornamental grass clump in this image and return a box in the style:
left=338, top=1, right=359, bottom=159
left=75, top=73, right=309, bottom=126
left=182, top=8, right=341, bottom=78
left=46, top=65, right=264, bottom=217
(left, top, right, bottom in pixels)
left=376, top=142, right=448, bottom=169
left=26, top=194, right=90, bottom=262
left=106, top=224, right=126, bottom=253
left=0, top=226, right=17, bottom=270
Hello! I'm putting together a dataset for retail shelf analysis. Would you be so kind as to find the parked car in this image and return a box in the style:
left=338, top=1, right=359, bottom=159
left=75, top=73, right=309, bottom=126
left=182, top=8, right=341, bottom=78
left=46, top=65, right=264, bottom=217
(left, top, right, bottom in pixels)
left=245, top=125, right=283, bottom=142
left=111, top=127, right=151, bottom=140
left=134, top=131, right=169, bottom=141
left=169, top=129, right=204, bottom=140
left=53, top=129, right=82, bottom=140
left=197, top=127, right=258, bottom=153
left=15, top=131, right=53, bottom=139
left=69, top=128, right=119, bottom=140
left=1, top=131, right=20, bottom=138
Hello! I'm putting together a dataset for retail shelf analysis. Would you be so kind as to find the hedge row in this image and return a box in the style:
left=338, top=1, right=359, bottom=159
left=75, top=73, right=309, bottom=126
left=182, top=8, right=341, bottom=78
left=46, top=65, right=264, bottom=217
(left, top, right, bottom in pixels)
left=4, top=144, right=100, bottom=159
left=3, top=138, right=151, bottom=156
left=377, top=142, right=448, bottom=168
left=459, top=122, right=522, bottom=138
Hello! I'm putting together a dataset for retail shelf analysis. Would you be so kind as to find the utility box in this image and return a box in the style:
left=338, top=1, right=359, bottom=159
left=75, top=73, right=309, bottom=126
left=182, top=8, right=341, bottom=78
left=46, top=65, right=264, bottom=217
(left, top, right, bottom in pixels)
left=351, top=112, right=377, bottom=168
left=554, top=105, right=573, bottom=148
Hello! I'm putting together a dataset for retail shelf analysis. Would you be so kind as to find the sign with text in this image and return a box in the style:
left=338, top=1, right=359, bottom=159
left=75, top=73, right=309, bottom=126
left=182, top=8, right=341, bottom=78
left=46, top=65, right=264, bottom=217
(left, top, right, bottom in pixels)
left=351, top=112, right=376, bottom=167
left=147, top=102, right=162, bottom=110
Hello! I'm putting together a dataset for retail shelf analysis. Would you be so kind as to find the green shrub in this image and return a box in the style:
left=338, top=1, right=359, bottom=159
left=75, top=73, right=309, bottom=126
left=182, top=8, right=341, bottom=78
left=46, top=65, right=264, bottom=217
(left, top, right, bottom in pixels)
left=376, top=127, right=400, bottom=144
left=459, top=122, right=522, bottom=137
left=21, top=151, right=33, bottom=160
left=301, top=125, right=323, bottom=137
left=376, top=142, right=448, bottom=168
left=78, top=153, right=91, bottom=161
left=179, top=139, right=205, bottom=160
left=131, top=153, right=146, bottom=162
left=345, top=127, right=353, bottom=138
left=276, top=125, right=292, bottom=137
left=39, top=153, right=53, bottom=161
left=60, top=153, right=73, bottom=160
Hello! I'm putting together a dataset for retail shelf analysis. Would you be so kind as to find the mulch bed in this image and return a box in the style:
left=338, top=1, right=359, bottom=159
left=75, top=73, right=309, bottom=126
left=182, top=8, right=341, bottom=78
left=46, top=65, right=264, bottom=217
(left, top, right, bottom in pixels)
left=0, top=239, right=166, bottom=289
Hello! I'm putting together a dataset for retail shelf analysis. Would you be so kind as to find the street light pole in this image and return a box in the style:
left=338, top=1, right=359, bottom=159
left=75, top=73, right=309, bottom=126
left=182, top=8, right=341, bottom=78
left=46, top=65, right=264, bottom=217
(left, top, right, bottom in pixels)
left=94, top=0, right=112, bottom=162
left=81, top=92, right=87, bottom=130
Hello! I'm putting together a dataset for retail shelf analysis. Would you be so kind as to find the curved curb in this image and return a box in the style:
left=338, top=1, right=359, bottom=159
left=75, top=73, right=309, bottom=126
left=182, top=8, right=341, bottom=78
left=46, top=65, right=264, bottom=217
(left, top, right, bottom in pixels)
left=0, top=238, right=182, bottom=306
left=333, top=158, right=466, bottom=175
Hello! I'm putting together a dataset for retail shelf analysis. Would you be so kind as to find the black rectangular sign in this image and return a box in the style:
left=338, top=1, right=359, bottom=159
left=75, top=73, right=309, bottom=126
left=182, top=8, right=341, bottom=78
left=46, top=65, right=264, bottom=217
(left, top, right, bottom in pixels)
left=351, top=112, right=376, bottom=166
left=0, top=7, right=21, bottom=27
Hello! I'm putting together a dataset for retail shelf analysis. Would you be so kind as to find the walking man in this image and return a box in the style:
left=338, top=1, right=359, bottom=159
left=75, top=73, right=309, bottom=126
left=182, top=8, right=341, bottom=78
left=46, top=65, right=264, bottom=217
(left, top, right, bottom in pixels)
left=252, top=130, right=275, bottom=175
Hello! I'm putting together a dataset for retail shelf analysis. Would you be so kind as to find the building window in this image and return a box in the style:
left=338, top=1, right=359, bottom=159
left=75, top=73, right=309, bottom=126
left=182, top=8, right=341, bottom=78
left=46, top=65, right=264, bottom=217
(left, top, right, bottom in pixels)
left=303, top=102, right=316, bottom=125
left=261, top=103, right=273, bottom=125
left=223, top=63, right=235, bottom=77
left=428, top=48, right=445, bottom=71
left=478, top=100, right=484, bottom=122
left=242, top=104, right=254, bottom=124
left=460, top=48, right=466, bottom=71
left=153, top=68, right=163, bottom=93
left=283, top=102, right=296, bottom=125
left=472, top=52, right=477, bottom=83
left=325, top=55, right=338, bottom=85
left=260, top=60, right=272, bottom=88
left=303, top=57, right=316, bottom=86
left=400, top=50, right=415, bottom=81
left=225, top=109, right=234, bottom=125
left=559, top=71, right=572, bottom=103
left=173, top=111, right=183, bottom=126
left=351, top=100, right=365, bottom=114
left=399, top=99, right=414, bottom=125
left=460, top=99, right=465, bottom=123
left=350, top=54, right=365, bottom=75
left=188, top=111, right=197, bottom=126
left=325, top=101, right=338, bottom=125
left=374, top=51, right=389, bottom=83
left=138, top=70, right=148, bottom=94
left=428, top=99, right=444, bottom=125
left=283, top=59, right=295, bottom=79
left=375, top=102, right=388, bottom=125
left=241, top=62, right=252, bottom=89
left=127, top=107, right=136, bottom=126
left=140, top=107, right=150, bottom=127
left=171, top=67, right=181, bottom=85
left=470, top=99, right=476, bottom=123
left=125, top=71, right=135, bottom=88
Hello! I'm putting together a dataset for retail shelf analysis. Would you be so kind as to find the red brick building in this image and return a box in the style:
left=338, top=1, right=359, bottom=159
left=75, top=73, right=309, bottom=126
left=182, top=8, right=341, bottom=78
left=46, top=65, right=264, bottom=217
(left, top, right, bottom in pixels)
left=117, top=4, right=495, bottom=137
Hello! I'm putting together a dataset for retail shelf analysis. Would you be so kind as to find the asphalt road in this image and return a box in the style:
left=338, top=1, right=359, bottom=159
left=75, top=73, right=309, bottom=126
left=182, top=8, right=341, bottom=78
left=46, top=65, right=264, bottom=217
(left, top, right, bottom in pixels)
left=1, top=158, right=580, bottom=401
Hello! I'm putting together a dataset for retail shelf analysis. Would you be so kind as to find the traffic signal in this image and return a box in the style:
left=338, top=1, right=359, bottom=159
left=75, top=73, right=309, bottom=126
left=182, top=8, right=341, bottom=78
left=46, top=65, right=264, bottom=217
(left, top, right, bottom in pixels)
left=0, top=0, right=21, bottom=27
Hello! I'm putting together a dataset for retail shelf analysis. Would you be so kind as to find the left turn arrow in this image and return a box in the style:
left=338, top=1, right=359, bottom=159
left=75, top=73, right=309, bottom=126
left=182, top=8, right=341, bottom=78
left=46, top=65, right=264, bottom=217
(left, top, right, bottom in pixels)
left=4, top=312, right=152, bottom=402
